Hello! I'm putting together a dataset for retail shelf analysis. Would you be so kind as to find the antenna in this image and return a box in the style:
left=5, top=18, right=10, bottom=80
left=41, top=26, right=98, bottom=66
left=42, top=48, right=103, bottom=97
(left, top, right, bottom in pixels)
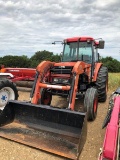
left=52, top=41, right=64, bottom=45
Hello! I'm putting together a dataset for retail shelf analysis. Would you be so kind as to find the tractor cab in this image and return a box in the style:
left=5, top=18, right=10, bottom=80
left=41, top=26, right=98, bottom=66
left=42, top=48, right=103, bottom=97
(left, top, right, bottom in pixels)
left=62, top=37, right=104, bottom=63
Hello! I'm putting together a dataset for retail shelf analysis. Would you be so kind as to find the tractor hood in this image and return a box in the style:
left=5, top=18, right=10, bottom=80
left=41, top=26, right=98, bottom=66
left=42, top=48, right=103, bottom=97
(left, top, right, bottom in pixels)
left=54, top=62, right=76, bottom=67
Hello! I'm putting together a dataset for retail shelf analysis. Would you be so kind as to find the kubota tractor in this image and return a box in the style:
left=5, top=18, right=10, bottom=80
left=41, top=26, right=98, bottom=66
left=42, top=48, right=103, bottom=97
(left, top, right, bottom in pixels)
left=0, top=36, right=108, bottom=160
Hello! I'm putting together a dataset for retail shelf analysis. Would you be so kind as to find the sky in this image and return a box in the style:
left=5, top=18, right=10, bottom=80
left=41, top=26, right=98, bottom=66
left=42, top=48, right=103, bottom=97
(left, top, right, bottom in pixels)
left=0, top=0, right=120, bottom=60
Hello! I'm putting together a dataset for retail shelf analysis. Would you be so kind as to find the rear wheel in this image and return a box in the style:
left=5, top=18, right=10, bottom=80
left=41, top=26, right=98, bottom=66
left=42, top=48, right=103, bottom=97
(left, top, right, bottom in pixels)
left=96, top=66, right=108, bottom=102
left=84, top=88, right=98, bottom=121
left=0, top=79, right=18, bottom=111
left=40, top=88, right=52, bottom=105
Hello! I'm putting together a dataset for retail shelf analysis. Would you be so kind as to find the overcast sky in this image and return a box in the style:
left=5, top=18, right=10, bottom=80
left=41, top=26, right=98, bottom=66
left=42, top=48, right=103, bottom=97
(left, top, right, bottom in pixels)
left=0, top=0, right=120, bottom=60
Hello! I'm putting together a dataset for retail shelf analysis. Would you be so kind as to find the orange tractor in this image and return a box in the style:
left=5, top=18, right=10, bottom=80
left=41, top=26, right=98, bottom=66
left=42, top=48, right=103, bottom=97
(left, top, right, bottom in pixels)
left=0, top=37, right=108, bottom=159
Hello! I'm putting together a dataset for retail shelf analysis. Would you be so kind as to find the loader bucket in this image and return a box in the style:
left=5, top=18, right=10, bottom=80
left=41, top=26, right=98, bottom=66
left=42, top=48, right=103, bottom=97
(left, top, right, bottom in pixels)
left=0, top=100, right=87, bottom=160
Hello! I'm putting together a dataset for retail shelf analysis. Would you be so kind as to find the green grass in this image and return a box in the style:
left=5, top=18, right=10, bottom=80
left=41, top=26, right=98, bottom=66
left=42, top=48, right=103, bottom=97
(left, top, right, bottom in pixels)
left=108, top=73, right=120, bottom=91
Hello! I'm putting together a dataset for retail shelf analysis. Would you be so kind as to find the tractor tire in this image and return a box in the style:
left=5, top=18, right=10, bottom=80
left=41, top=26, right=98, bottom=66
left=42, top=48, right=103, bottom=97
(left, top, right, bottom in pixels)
left=0, top=79, right=18, bottom=111
left=102, top=108, right=112, bottom=129
left=84, top=88, right=98, bottom=121
left=96, top=66, right=108, bottom=102
left=40, top=88, right=52, bottom=105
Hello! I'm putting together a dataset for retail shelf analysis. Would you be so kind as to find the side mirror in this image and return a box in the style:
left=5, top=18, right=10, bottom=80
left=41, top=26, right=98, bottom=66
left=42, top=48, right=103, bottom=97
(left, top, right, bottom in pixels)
left=99, top=40, right=105, bottom=49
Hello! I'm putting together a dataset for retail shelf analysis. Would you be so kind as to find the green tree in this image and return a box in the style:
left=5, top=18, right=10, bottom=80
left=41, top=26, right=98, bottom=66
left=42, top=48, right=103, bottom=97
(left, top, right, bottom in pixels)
left=30, top=50, right=60, bottom=68
left=0, top=55, right=30, bottom=68
left=51, top=54, right=61, bottom=62
left=101, top=56, right=120, bottom=72
left=0, top=50, right=61, bottom=68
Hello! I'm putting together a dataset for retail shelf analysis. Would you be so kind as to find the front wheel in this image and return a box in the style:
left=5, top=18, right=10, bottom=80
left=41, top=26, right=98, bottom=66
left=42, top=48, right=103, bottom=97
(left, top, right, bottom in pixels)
left=0, top=79, right=18, bottom=111
left=84, top=88, right=98, bottom=121
left=40, top=88, right=52, bottom=105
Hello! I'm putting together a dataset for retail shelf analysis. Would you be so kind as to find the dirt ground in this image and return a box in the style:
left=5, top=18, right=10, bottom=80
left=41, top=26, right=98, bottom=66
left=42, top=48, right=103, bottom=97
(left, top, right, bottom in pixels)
left=0, top=90, right=112, bottom=160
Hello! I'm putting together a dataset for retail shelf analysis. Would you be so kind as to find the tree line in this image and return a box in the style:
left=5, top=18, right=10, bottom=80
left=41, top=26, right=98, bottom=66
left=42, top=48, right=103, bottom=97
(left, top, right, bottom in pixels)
left=0, top=50, right=119, bottom=72
left=100, top=56, right=120, bottom=72
left=0, top=50, right=61, bottom=68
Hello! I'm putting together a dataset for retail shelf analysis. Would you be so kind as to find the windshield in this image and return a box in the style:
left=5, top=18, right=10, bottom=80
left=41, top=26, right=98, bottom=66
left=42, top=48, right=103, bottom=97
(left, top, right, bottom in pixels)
left=62, top=42, right=92, bottom=63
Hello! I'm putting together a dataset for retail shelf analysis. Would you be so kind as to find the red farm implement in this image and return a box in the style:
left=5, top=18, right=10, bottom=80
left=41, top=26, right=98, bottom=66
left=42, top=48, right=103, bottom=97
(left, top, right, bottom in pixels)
left=0, top=67, right=36, bottom=88
left=0, top=68, right=35, bottom=110
left=0, top=67, right=36, bottom=82
left=98, top=87, right=120, bottom=160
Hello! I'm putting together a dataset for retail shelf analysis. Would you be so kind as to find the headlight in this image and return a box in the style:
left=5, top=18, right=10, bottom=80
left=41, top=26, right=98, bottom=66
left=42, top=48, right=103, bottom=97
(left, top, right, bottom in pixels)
left=62, top=79, right=69, bottom=83
left=53, top=78, right=59, bottom=83
left=53, top=78, right=69, bottom=84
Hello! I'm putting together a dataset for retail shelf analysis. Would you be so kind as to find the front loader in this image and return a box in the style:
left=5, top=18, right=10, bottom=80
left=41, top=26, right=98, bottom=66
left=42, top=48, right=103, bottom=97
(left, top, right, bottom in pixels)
left=0, top=37, right=108, bottom=159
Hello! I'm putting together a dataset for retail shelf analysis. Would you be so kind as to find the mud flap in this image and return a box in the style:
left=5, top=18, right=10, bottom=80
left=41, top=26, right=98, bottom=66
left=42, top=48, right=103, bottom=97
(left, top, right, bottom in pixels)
left=0, top=100, right=87, bottom=160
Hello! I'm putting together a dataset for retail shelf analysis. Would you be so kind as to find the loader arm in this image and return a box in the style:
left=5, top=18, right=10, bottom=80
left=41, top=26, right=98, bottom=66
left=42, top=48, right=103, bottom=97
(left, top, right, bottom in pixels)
left=31, top=61, right=55, bottom=104
left=32, top=60, right=90, bottom=110
left=69, top=61, right=90, bottom=110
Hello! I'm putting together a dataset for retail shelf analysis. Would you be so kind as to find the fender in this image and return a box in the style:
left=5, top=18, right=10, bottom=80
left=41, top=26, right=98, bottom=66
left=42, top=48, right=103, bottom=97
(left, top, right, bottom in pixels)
left=93, top=63, right=102, bottom=81
left=0, top=73, right=14, bottom=78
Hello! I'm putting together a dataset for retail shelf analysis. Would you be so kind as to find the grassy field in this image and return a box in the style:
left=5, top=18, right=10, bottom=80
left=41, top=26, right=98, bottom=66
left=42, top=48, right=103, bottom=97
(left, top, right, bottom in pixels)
left=108, top=73, right=120, bottom=91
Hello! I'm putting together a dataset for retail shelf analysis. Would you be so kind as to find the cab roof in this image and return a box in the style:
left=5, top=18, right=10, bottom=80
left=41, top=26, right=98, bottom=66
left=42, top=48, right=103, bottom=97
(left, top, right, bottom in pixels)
left=65, top=36, right=99, bottom=45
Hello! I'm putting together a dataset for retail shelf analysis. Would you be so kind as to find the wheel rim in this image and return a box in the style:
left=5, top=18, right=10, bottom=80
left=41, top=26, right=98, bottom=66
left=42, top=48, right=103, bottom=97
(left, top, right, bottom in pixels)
left=93, top=98, right=98, bottom=113
left=0, top=87, right=15, bottom=110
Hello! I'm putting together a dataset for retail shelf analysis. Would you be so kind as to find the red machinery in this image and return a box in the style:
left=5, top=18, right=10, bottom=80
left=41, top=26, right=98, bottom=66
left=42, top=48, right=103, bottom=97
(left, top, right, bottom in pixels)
left=0, top=67, right=36, bottom=82
left=98, top=88, right=120, bottom=160
left=0, top=68, right=35, bottom=110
